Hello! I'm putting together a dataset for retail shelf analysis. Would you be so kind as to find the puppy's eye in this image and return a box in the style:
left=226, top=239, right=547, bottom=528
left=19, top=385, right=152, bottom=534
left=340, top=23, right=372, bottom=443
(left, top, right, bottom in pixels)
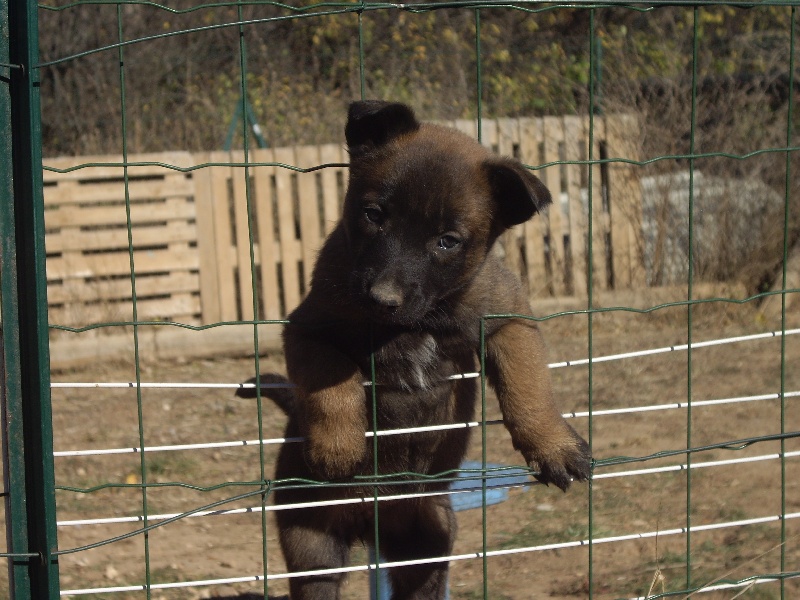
left=437, top=234, right=462, bottom=250
left=363, top=206, right=384, bottom=225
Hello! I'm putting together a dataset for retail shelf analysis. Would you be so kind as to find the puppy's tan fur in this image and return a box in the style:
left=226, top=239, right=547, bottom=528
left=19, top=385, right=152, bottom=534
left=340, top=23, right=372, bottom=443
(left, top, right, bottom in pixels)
left=259, top=101, right=590, bottom=600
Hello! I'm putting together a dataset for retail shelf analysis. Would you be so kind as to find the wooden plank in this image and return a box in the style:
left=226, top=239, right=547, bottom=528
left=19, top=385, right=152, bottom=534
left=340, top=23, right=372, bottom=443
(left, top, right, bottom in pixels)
left=250, top=148, right=282, bottom=321
left=586, top=115, right=608, bottom=291
left=562, top=116, right=587, bottom=298
left=52, top=181, right=86, bottom=316
left=518, top=118, right=549, bottom=299
left=48, top=303, right=132, bottom=328
left=230, top=151, right=256, bottom=321
left=47, top=247, right=200, bottom=281
left=133, top=294, right=201, bottom=320
left=451, top=119, right=478, bottom=139
left=496, top=118, right=519, bottom=157
left=273, top=146, right=303, bottom=314
left=44, top=198, right=195, bottom=229
left=49, top=294, right=201, bottom=328
left=43, top=177, right=194, bottom=205
left=605, top=114, right=645, bottom=288
left=47, top=271, right=200, bottom=304
left=192, top=153, right=222, bottom=324
left=542, top=116, right=567, bottom=295
left=479, top=118, right=498, bottom=150
left=319, top=144, right=345, bottom=236
left=295, top=145, right=323, bottom=292
left=45, top=221, right=197, bottom=253
left=206, top=151, right=238, bottom=321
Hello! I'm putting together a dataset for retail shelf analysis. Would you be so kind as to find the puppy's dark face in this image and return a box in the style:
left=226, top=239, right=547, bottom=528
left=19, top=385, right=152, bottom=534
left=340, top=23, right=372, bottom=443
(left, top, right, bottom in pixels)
left=341, top=101, right=551, bottom=325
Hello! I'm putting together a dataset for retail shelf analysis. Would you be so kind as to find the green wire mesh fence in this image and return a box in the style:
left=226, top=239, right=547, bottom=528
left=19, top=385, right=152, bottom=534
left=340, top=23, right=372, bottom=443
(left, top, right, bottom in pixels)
left=1, top=0, right=799, bottom=598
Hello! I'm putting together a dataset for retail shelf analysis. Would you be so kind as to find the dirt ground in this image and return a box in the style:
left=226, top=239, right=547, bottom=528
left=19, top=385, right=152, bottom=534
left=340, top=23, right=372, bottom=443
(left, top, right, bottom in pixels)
left=3, top=291, right=800, bottom=599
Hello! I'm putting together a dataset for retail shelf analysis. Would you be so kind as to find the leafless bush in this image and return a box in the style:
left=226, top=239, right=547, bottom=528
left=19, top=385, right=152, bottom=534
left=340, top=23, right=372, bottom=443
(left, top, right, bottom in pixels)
left=600, top=10, right=799, bottom=290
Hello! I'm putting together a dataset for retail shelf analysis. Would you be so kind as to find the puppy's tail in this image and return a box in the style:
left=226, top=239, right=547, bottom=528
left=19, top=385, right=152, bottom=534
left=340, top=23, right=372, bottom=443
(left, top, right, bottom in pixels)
left=235, top=373, right=295, bottom=415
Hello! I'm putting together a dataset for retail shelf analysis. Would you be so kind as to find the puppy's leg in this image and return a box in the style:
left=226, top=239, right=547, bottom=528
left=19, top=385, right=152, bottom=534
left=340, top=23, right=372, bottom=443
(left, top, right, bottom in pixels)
left=486, top=318, right=591, bottom=491
left=380, top=497, right=455, bottom=600
left=278, top=508, right=351, bottom=600
left=284, top=327, right=368, bottom=479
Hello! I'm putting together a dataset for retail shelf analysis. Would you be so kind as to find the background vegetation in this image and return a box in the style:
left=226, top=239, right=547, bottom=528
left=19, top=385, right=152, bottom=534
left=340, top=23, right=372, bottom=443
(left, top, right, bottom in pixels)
left=38, top=0, right=799, bottom=289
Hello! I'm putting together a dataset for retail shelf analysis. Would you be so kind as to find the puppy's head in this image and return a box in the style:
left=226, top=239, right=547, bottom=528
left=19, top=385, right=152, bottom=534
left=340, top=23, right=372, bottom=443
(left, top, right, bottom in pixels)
left=341, top=100, right=551, bottom=325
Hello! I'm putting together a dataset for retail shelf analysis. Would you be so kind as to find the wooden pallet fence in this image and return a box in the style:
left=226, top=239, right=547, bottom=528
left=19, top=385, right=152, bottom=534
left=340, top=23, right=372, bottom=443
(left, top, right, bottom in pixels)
left=43, top=152, right=203, bottom=329
left=192, top=144, right=347, bottom=324
left=42, top=115, right=642, bottom=330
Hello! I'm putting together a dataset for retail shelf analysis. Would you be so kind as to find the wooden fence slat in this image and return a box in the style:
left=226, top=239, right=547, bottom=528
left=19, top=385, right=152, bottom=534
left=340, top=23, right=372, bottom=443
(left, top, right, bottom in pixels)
left=295, top=145, right=324, bottom=292
left=49, top=294, right=201, bottom=327
left=586, top=116, right=608, bottom=291
left=318, top=144, right=345, bottom=236
left=518, top=118, right=549, bottom=299
left=47, top=247, right=199, bottom=281
left=497, top=118, right=519, bottom=156
left=273, top=146, right=303, bottom=314
left=207, top=151, right=238, bottom=321
left=44, top=198, right=195, bottom=229
left=229, top=151, right=256, bottom=322
left=250, top=148, right=283, bottom=321
left=134, top=294, right=201, bottom=321
left=542, top=117, right=567, bottom=295
left=46, top=222, right=197, bottom=253
left=451, top=119, right=478, bottom=139
left=48, top=272, right=199, bottom=304
left=44, top=177, right=195, bottom=205
left=479, top=119, right=498, bottom=150
left=562, top=116, right=588, bottom=297
left=193, top=153, right=223, bottom=324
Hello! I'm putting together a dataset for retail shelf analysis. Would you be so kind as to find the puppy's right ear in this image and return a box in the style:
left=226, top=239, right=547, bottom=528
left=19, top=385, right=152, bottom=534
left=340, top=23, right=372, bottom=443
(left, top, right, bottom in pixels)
left=345, top=101, right=419, bottom=157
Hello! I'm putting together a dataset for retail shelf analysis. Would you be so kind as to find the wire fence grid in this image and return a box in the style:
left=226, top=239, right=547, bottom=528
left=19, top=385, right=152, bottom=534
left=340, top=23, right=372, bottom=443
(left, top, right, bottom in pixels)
left=1, top=1, right=799, bottom=599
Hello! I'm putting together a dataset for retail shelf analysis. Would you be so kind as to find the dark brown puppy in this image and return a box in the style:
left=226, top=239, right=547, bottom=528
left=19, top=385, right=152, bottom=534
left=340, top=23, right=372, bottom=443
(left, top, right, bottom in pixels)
left=271, top=101, right=590, bottom=600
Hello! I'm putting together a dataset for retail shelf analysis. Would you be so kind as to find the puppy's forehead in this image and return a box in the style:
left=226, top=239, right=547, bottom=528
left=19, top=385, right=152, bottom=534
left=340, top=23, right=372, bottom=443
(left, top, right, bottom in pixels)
left=369, top=124, right=492, bottom=219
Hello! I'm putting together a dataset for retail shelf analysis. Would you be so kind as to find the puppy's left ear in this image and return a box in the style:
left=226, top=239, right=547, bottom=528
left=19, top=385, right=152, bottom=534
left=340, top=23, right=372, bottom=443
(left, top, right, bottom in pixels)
left=345, top=100, right=420, bottom=157
left=484, top=158, right=552, bottom=229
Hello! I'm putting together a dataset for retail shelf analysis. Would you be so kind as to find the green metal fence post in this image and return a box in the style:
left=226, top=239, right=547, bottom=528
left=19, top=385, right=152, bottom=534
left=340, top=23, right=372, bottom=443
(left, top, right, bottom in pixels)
left=1, top=0, right=61, bottom=597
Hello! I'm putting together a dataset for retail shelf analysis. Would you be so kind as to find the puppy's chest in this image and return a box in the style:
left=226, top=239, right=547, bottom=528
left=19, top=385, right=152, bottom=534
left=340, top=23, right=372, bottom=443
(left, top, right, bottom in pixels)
left=371, top=332, right=458, bottom=391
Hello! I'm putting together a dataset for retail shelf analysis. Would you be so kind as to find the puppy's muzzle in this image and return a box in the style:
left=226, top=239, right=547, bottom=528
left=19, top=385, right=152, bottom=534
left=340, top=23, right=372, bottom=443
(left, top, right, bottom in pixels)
left=368, top=279, right=403, bottom=310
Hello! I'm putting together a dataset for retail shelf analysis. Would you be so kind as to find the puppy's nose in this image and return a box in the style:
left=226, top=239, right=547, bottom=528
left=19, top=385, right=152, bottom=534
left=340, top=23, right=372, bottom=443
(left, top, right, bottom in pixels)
left=369, top=280, right=403, bottom=308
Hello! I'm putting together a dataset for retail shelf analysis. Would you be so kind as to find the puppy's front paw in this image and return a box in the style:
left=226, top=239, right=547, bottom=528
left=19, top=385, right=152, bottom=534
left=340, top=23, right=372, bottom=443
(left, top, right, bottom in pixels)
left=523, top=425, right=591, bottom=492
left=304, top=424, right=367, bottom=480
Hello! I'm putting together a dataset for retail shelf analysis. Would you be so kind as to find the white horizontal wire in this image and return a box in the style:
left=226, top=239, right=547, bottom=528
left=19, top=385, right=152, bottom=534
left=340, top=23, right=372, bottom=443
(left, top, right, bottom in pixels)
left=50, top=328, right=800, bottom=456
left=50, top=372, right=480, bottom=390
left=52, top=389, right=799, bottom=458
left=59, top=511, right=800, bottom=596
left=548, top=327, right=800, bottom=368
left=568, top=389, right=799, bottom=419
left=49, top=328, right=800, bottom=392
left=56, top=450, right=800, bottom=528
